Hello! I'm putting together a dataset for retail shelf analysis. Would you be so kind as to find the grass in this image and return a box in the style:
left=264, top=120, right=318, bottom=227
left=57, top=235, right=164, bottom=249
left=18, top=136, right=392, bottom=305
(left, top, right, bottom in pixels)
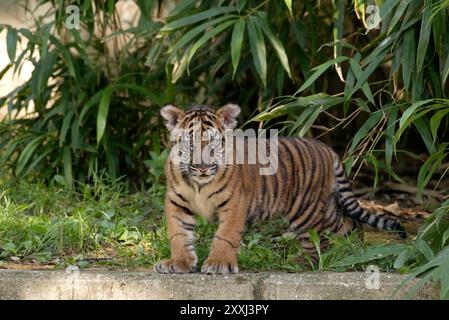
left=0, top=175, right=408, bottom=272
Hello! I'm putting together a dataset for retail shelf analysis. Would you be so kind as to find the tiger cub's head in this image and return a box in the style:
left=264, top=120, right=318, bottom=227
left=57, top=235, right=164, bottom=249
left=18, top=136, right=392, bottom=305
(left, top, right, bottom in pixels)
left=161, top=104, right=240, bottom=184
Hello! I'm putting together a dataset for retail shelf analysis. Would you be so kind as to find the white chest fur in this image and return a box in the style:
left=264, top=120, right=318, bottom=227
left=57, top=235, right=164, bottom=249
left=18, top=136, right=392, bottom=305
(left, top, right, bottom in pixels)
left=176, top=183, right=217, bottom=221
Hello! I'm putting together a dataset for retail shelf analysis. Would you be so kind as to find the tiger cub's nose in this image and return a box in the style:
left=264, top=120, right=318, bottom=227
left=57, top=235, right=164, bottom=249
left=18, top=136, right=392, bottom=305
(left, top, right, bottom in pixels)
left=197, top=164, right=209, bottom=173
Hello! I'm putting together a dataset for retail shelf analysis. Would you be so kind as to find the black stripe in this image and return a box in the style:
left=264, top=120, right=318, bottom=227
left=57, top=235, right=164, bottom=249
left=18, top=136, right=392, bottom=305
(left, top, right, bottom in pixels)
left=173, top=190, right=188, bottom=203
left=283, top=140, right=299, bottom=216
left=278, top=142, right=288, bottom=211
left=207, top=168, right=233, bottom=199
left=201, top=118, right=215, bottom=127
left=343, top=197, right=357, bottom=207
left=246, top=167, right=258, bottom=216
left=346, top=202, right=358, bottom=211
left=334, top=166, right=344, bottom=176
left=214, top=235, right=238, bottom=249
left=369, top=214, right=380, bottom=227
left=281, top=140, right=294, bottom=211
left=174, top=216, right=195, bottom=231
left=217, top=196, right=231, bottom=209
left=169, top=198, right=194, bottom=216
left=337, top=187, right=352, bottom=194
left=288, top=138, right=306, bottom=215
left=291, top=160, right=324, bottom=230
left=288, top=140, right=317, bottom=224
left=271, top=143, right=286, bottom=212
left=181, top=171, right=192, bottom=187
left=260, top=171, right=267, bottom=207
left=337, top=177, right=348, bottom=183
left=272, top=167, right=278, bottom=207
left=325, top=205, right=339, bottom=231
left=349, top=206, right=364, bottom=219
left=169, top=161, right=179, bottom=185
left=298, top=141, right=327, bottom=230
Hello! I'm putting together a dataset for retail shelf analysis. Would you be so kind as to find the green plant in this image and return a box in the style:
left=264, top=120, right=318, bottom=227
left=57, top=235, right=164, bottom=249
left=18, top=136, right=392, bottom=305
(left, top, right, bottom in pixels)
left=0, top=0, right=167, bottom=184
left=1, top=0, right=449, bottom=299
left=0, top=174, right=166, bottom=265
left=394, top=199, right=449, bottom=299
left=2, top=0, right=448, bottom=187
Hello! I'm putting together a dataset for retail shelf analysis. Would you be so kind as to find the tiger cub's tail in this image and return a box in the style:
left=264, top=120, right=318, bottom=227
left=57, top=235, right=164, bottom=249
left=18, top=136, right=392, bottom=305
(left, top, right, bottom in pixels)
left=333, top=160, right=407, bottom=239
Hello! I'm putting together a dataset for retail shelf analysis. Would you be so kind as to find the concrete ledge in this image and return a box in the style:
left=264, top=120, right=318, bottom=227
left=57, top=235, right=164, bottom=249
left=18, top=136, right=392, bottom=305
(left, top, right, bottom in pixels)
left=0, top=270, right=438, bottom=300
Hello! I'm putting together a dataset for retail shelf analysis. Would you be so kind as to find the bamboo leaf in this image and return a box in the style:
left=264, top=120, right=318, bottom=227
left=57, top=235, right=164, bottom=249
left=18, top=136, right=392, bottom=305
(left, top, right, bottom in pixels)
left=283, top=0, right=293, bottom=16
left=79, top=91, right=102, bottom=123
left=402, top=28, right=416, bottom=91
left=298, top=106, right=322, bottom=137
left=231, top=19, right=245, bottom=78
left=348, top=111, right=383, bottom=155
left=378, top=0, right=400, bottom=21
left=236, top=0, right=246, bottom=12
left=160, top=6, right=235, bottom=32
left=171, top=47, right=190, bottom=83
left=59, top=108, right=74, bottom=147
left=415, top=239, right=435, bottom=262
left=332, top=0, right=345, bottom=82
left=253, top=94, right=344, bottom=122
left=397, top=100, right=433, bottom=135
left=348, top=56, right=375, bottom=105
left=414, top=117, right=437, bottom=154
left=354, top=49, right=387, bottom=93
left=443, top=228, right=449, bottom=247
left=105, top=147, right=117, bottom=179
left=168, top=15, right=235, bottom=54
left=186, top=20, right=236, bottom=67
left=416, top=0, right=432, bottom=73
left=416, top=146, right=446, bottom=198
left=256, top=12, right=292, bottom=79
left=394, top=248, right=413, bottom=269
left=136, top=0, right=154, bottom=20
left=97, top=86, right=113, bottom=145
left=6, top=27, right=18, bottom=63
left=63, top=146, right=73, bottom=188
left=385, top=106, right=398, bottom=174
left=295, top=56, right=349, bottom=94
left=388, top=0, right=411, bottom=33
left=441, top=53, right=449, bottom=87
left=247, top=16, right=267, bottom=88
left=16, top=136, right=46, bottom=176
left=430, top=108, right=449, bottom=142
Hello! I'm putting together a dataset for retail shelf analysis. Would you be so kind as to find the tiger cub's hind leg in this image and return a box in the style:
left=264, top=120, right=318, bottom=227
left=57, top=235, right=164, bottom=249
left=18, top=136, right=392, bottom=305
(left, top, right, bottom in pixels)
left=294, top=232, right=329, bottom=267
left=322, top=192, right=364, bottom=238
left=334, top=215, right=364, bottom=239
left=293, top=196, right=362, bottom=267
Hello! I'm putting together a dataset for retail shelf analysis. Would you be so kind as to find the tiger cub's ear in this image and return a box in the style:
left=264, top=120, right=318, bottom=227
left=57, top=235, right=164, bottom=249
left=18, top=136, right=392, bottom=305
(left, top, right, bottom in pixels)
left=217, top=103, right=241, bottom=129
left=161, top=104, right=185, bottom=131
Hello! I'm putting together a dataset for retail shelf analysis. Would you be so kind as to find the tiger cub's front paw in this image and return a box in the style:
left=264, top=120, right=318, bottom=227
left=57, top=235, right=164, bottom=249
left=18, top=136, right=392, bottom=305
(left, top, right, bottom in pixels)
left=201, top=257, right=238, bottom=275
left=154, top=258, right=197, bottom=274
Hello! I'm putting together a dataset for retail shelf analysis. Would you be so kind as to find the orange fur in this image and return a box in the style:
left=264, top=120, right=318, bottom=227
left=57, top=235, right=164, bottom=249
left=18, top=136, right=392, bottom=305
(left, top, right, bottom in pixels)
left=154, top=104, right=405, bottom=274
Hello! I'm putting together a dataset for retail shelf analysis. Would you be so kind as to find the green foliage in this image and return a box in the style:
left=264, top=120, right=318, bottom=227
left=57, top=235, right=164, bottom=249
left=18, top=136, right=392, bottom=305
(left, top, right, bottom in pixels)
left=0, top=1, right=167, bottom=184
left=0, top=174, right=166, bottom=266
left=0, top=179, right=402, bottom=273
left=0, top=0, right=449, bottom=298
left=1, top=0, right=448, bottom=188
left=394, top=199, right=449, bottom=299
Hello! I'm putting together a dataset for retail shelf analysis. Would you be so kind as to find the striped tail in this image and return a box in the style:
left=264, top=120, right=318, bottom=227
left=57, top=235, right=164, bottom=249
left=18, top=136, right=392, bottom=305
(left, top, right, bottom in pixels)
left=333, top=159, right=407, bottom=239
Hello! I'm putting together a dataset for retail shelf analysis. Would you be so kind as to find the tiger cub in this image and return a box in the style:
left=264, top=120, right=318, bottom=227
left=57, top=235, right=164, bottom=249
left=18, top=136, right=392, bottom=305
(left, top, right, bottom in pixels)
left=155, top=103, right=406, bottom=275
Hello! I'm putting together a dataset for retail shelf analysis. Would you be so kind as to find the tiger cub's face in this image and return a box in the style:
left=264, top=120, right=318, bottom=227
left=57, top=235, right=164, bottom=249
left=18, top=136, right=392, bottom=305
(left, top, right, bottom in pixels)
left=161, top=104, right=240, bottom=184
